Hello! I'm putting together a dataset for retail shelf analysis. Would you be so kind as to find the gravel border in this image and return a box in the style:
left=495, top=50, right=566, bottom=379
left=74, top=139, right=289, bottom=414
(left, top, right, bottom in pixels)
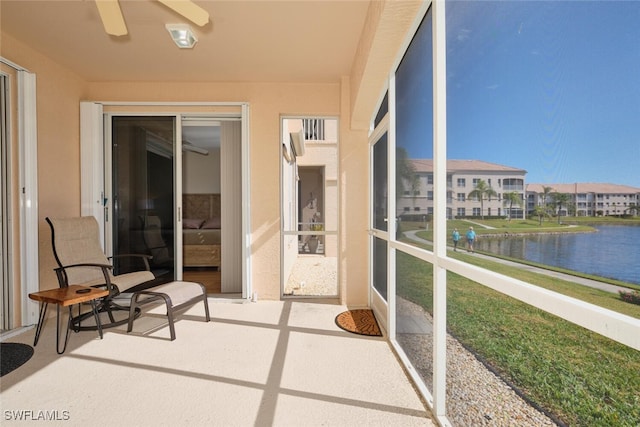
left=397, top=297, right=560, bottom=426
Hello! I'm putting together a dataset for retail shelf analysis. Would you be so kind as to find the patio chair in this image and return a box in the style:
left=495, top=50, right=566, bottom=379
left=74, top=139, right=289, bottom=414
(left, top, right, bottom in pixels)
left=46, top=216, right=157, bottom=329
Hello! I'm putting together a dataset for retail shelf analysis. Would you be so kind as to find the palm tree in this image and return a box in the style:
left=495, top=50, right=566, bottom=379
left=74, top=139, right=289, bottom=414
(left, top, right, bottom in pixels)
left=396, top=147, right=419, bottom=203
left=503, top=191, right=523, bottom=221
left=626, top=203, right=640, bottom=217
left=551, top=192, right=571, bottom=223
left=468, top=179, right=497, bottom=220
left=532, top=205, right=550, bottom=225
left=540, top=185, right=553, bottom=208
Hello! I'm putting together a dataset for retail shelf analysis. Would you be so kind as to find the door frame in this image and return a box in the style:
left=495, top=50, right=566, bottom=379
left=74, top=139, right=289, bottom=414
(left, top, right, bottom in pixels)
left=80, top=101, right=252, bottom=299
left=0, top=59, right=39, bottom=331
left=279, top=115, right=340, bottom=299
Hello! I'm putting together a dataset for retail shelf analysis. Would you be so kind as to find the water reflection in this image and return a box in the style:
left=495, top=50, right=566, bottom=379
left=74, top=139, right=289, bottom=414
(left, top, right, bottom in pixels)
left=475, top=225, right=640, bottom=285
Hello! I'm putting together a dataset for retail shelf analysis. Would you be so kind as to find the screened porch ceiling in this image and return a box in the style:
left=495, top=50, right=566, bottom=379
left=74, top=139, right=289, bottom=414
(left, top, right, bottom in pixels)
left=0, top=0, right=370, bottom=83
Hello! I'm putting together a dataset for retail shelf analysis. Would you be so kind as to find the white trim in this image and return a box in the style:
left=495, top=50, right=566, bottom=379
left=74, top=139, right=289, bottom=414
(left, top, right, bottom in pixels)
left=0, top=57, right=29, bottom=72
left=0, top=325, right=34, bottom=341
left=80, top=102, right=105, bottom=243
left=95, top=101, right=247, bottom=106
left=368, top=107, right=390, bottom=326
left=432, top=0, right=448, bottom=418
left=387, top=71, right=397, bottom=339
left=0, top=72, right=11, bottom=330
left=175, top=116, right=184, bottom=279
left=442, top=257, right=640, bottom=351
left=17, top=71, right=38, bottom=326
left=241, top=104, right=251, bottom=299
left=103, top=115, right=114, bottom=256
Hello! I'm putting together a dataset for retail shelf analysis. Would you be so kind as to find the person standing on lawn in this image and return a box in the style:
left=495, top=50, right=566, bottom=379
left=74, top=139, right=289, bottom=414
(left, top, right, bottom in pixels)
left=452, top=228, right=460, bottom=251
left=466, top=226, right=476, bottom=252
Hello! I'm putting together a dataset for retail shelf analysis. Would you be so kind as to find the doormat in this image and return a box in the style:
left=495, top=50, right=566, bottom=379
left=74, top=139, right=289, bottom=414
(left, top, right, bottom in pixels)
left=1, top=342, right=34, bottom=377
left=335, top=309, right=382, bottom=337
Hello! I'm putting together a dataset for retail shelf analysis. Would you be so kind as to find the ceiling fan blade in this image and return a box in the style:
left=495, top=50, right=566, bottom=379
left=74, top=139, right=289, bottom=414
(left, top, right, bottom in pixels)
left=95, top=0, right=128, bottom=36
left=157, top=0, right=210, bottom=27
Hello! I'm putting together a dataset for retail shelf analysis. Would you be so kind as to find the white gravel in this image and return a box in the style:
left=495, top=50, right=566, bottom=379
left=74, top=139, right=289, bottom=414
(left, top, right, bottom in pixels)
left=397, top=297, right=558, bottom=427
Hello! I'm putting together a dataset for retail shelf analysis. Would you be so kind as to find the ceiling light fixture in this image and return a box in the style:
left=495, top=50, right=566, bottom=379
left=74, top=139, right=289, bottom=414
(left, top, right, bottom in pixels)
left=165, top=24, right=198, bottom=48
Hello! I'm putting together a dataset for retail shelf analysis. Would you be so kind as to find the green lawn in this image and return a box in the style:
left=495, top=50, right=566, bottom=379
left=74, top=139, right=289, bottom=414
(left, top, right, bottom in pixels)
left=396, top=252, right=640, bottom=426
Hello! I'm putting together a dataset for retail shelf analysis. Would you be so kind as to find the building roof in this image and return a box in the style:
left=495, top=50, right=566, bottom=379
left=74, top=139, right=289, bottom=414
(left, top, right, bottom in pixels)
left=409, top=159, right=527, bottom=174
left=526, top=183, right=640, bottom=194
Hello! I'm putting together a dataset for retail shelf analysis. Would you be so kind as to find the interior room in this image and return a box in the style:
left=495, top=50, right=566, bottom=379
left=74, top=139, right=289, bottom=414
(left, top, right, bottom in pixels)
left=181, top=122, right=223, bottom=294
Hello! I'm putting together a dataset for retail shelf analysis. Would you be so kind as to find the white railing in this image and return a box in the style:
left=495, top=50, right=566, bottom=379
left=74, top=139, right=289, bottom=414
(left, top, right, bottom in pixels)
left=302, top=119, right=325, bottom=141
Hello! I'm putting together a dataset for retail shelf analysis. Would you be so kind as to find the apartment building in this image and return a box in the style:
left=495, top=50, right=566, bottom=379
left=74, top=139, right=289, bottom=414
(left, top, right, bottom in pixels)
left=398, top=159, right=640, bottom=221
left=398, top=159, right=527, bottom=219
left=527, top=183, right=640, bottom=217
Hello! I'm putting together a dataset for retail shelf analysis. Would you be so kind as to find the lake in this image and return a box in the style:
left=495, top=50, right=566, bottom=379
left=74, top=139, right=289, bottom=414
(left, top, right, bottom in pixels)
left=474, top=224, right=640, bottom=285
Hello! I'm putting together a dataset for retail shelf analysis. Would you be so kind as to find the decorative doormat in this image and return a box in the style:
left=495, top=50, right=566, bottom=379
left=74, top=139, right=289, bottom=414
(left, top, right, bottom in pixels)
left=1, top=342, right=34, bottom=377
left=335, top=309, right=382, bottom=337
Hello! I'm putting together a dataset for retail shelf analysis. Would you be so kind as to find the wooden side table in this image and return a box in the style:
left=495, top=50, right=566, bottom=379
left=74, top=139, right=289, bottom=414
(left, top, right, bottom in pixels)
left=29, top=285, right=109, bottom=354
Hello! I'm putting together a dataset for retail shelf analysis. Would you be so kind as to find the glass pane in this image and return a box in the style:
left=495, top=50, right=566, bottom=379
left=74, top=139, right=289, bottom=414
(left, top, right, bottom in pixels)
left=393, top=4, right=434, bottom=411
left=112, top=116, right=175, bottom=281
left=372, top=133, right=388, bottom=231
left=446, top=1, right=640, bottom=287
left=372, top=236, right=387, bottom=300
left=395, top=251, right=433, bottom=393
left=395, top=11, right=433, bottom=248
left=282, top=118, right=338, bottom=297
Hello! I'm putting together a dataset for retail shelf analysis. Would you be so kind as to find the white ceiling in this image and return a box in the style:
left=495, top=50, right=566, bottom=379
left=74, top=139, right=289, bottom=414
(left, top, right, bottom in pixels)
left=0, top=0, right=370, bottom=83
left=183, top=124, right=220, bottom=150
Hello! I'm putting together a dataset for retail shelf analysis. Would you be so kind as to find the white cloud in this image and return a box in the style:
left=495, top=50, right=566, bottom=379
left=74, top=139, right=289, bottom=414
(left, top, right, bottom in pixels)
left=457, top=28, right=471, bottom=42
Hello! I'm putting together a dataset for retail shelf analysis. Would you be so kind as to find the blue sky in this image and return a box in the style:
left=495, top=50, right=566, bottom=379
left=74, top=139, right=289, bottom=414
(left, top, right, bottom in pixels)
left=445, top=1, right=640, bottom=188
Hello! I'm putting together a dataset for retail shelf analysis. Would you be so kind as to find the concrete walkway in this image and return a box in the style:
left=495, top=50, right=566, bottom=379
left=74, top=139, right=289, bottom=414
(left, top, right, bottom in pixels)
left=403, top=229, right=630, bottom=294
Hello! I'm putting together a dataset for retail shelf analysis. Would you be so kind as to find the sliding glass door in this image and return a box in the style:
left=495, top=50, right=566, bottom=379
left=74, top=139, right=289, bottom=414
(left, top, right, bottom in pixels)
left=110, top=116, right=176, bottom=282
left=82, top=103, right=250, bottom=298
left=100, top=111, right=247, bottom=296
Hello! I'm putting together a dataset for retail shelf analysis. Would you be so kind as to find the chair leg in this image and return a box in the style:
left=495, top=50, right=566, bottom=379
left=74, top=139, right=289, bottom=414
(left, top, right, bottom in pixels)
left=104, top=300, right=116, bottom=324
left=90, top=299, right=104, bottom=339
left=161, top=294, right=176, bottom=341
left=202, top=293, right=210, bottom=322
left=127, top=294, right=140, bottom=333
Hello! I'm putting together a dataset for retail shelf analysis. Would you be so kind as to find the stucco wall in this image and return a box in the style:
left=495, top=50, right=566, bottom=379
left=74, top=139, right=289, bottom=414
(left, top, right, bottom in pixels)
left=0, top=43, right=372, bottom=306
left=0, top=0, right=418, bottom=310
left=86, top=82, right=349, bottom=301
left=1, top=33, right=87, bottom=296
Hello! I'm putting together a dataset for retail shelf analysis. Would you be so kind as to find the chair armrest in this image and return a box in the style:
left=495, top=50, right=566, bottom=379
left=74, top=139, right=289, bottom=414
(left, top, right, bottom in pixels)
left=53, top=263, right=117, bottom=296
left=58, top=262, right=113, bottom=270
